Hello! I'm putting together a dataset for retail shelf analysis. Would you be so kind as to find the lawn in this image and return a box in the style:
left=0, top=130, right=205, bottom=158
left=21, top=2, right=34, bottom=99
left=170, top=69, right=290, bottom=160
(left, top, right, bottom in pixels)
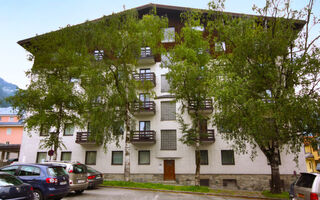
left=102, top=180, right=289, bottom=199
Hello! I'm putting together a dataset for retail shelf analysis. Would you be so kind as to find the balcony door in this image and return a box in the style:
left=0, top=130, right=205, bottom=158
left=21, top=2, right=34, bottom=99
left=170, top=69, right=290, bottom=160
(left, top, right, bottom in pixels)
left=140, top=68, right=150, bottom=74
left=139, top=121, right=150, bottom=140
left=139, top=94, right=150, bottom=102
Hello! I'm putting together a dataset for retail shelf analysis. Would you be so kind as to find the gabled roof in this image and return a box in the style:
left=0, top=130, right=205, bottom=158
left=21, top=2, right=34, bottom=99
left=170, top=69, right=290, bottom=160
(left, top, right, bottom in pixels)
left=17, top=3, right=306, bottom=49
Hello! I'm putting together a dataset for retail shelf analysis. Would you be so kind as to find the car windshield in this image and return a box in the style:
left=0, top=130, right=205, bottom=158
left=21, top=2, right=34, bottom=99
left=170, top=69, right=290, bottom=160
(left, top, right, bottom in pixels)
left=0, top=174, right=23, bottom=186
left=296, top=173, right=316, bottom=188
left=73, top=164, right=87, bottom=174
left=87, top=167, right=98, bottom=173
left=47, top=167, right=68, bottom=176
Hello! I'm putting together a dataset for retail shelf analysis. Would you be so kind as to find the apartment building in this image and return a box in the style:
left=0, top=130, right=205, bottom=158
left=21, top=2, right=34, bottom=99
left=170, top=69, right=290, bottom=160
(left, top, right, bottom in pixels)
left=17, top=4, right=306, bottom=191
left=0, top=107, right=23, bottom=166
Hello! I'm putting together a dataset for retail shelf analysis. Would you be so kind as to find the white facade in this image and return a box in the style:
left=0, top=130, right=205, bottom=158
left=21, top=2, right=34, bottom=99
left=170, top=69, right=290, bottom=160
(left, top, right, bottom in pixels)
left=19, top=61, right=306, bottom=177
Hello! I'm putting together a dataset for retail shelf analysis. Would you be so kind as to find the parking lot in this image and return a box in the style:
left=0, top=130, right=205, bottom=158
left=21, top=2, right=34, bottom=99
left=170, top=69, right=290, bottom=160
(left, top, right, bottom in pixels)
left=64, top=187, right=260, bottom=200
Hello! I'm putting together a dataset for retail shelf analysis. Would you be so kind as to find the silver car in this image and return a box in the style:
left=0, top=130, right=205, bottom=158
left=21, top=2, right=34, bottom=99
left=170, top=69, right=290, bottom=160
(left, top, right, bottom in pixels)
left=44, top=161, right=88, bottom=194
left=293, top=172, right=320, bottom=200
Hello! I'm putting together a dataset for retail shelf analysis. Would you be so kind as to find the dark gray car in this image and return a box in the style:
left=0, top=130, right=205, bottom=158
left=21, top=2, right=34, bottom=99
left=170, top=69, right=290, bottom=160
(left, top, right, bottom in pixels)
left=86, top=166, right=103, bottom=188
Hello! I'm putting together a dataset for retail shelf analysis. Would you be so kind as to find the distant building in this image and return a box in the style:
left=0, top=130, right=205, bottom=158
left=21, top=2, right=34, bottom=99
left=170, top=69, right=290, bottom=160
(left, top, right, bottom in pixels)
left=304, top=140, right=320, bottom=172
left=0, top=107, right=23, bottom=166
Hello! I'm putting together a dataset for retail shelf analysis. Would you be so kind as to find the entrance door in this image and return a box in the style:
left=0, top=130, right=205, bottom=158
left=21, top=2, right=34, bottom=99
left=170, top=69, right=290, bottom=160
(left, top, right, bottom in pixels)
left=163, top=160, right=175, bottom=180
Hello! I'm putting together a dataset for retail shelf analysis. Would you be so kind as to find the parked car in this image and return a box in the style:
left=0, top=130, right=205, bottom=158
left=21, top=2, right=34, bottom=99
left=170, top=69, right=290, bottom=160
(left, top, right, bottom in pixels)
left=0, top=163, right=69, bottom=200
left=293, top=172, right=320, bottom=200
left=44, top=161, right=88, bottom=194
left=86, top=166, right=103, bottom=188
left=0, top=172, right=34, bottom=200
left=7, top=158, right=18, bottom=164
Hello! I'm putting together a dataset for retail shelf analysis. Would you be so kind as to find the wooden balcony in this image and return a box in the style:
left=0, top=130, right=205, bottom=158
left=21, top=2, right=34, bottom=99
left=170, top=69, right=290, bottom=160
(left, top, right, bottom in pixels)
left=133, top=101, right=156, bottom=116
left=131, top=130, right=156, bottom=144
left=200, top=129, right=215, bottom=143
left=138, top=47, right=155, bottom=65
left=188, top=99, right=213, bottom=114
left=75, top=132, right=97, bottom=145
left=133, top=72, right=156, bottom=87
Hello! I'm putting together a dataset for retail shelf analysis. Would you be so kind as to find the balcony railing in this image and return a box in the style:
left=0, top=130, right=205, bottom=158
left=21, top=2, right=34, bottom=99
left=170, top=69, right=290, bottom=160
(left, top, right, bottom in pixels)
left=75, top=132, right=96, bottom=144
left=133, top=72, right=156, bottom=86
left=200, top=129, right=215, bottom=143
left=188, top=99, right=213, bottom=113
left=131, top=130, right=156, bottom=144
left=133, top=101, right=156, bottom=115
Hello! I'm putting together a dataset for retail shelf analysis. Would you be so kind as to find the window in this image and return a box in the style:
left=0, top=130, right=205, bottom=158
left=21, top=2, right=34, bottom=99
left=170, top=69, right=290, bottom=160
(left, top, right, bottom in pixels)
left=161, top=101, right=176, bottom=121
left=196, top=150, right=209, bottom=165
left=6, top=128, right=11, bottom=135
left=18, top=166, right=41, bottom=176
left=161, top=130, right=177, bottom=150
left=139, top=94, right=150, bottom=102
left=112, top=151, right=123, bottom=165
left=221, top=150, right=235, bottom=165
left=138, top=151, right=150, bottom=165
left=85, top=151, right=97, bottom=165
left=0, top=116, right=2, bottom=121
left=139, top=121, right=150, bottom=131
left=215, top=41, right=226, bottom=52
left=64, top=123, right=74, bottom=136
left=61, top=152, right=72, bottom=161
left=162, top=27, right=175, bottom=43
left=39, top=125, right=49, bottom=136
left=0, top=165, right=19, bottom=175
left=36, top=152, right=47, bottom=163
left=9, top=117, right=14, bottom=122
left=161, top=75, right=170, bottom=92
left=140, top=68, right=151, bottom=74
left=192, top=26, right=204, bottom=31
left=94, top=50, right=104, bottom=61
left=161, top=53, right=171, bottom=68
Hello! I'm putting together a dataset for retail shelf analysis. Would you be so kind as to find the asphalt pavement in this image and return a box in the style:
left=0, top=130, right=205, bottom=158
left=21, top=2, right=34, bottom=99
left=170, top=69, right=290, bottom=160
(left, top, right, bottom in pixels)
left=63, top=187, right=259, bottom=200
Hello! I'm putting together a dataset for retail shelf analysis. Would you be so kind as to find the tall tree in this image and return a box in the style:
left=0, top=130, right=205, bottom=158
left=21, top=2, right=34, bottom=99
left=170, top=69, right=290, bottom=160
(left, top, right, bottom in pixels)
left=8, top=26, right=87, bottom=160
left=208, top=0, right=320, bottom=193
left=164, top=12, right=213, bottom=186
left=80, top=10, right=167, bottom=181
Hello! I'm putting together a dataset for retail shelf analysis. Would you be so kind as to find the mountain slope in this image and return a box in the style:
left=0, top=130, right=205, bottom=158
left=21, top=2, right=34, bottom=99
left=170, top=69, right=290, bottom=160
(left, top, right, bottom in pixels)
left=0, top=77, right=18, bottom=107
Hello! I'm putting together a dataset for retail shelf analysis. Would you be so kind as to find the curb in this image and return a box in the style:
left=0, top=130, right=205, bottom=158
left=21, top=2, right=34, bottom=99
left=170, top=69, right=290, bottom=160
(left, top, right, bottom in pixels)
left=100, top=185, right=286, bottom=200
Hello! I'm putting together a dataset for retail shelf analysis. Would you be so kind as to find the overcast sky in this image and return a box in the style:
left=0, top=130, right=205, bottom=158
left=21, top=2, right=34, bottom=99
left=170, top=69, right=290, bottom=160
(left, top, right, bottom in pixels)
left=0, top=0, right=318, bottom=89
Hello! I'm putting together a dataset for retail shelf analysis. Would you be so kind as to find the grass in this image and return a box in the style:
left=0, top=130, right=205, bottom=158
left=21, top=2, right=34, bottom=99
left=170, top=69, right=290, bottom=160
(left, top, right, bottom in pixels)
left=102, top=181, right=289, bottom=199
left=261, top=190, right=289, bottom=199
left=102, top=181, right=211, bottom=193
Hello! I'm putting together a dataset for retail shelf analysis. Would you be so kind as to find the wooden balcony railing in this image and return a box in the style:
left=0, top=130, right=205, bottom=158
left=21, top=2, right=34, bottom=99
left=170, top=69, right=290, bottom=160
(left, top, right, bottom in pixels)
left=188, top=99, right=213, bottom=113
left=131, top=130, right=156, bottom=144
left=133, top=72, right=156, bottom=86
left=200, top=129, right=215, bottom=143
left=133, top=101, right=156, bottom=114
left=75, top=132, right=96, bottom=144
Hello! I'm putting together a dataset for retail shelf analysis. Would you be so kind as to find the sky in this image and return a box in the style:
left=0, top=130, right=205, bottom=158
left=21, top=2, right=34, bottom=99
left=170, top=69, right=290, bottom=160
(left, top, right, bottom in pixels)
left=0, top=0, right=318, bottom=89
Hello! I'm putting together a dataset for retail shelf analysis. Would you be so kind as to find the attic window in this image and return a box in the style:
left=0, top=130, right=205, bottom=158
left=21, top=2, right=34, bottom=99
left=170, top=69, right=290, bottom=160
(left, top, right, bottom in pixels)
left=162, top=27, right=175, bottom=43
left=94, top=50, right=104, bottom=61
left=215, top=42, right=226, bottom=52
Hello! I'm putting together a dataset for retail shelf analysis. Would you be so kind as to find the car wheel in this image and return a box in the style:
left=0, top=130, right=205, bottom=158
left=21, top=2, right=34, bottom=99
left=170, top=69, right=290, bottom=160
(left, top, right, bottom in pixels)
left=75, top=189, right=84, bottom=194
left=33, top=189, right=43, bottom=200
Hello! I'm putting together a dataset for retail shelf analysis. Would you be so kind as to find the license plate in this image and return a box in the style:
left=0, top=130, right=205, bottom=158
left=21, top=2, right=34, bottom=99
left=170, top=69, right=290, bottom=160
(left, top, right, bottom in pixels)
left=60, top=181, right=67, bottom=185
left=298, top=193, right=304, bottom=198
left=78, top=180, right=85, bottom=183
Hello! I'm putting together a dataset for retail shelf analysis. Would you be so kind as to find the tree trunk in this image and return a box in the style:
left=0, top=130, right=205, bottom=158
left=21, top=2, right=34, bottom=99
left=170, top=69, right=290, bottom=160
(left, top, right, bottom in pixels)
left=195, top=119, right=201, bottom=186
left=124, top=104, right=131, bottom=182
left=270, top=155, right=281, bottom=193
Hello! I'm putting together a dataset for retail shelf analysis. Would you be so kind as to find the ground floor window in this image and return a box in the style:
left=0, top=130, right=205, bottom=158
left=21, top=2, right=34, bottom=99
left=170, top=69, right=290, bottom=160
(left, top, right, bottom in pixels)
left=61, top=152, right=72, bottom=161
left=112, top=151, right=123, bottom=165
left=138, top=151, right=150, bottom=165
left=196, top=150, right=208, bottom=165
left=36, top=152, right=47, bottom=163
left=85, top=151, right=97, bottom=165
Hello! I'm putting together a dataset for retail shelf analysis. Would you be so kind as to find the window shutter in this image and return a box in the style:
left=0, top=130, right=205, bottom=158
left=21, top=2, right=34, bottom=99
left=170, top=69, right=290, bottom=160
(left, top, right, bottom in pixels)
left=161, top=101, right=176, bottom=121
left=161, top=130, right=177, bottom=150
